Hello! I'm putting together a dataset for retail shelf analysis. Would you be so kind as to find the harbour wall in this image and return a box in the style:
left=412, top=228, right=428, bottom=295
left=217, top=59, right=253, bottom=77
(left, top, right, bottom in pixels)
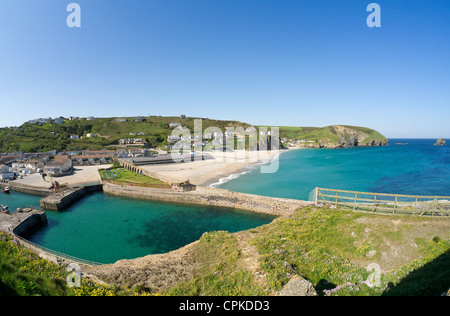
left=0, top=181, right=51, bottom=196
left=12, top=210, right=48, bottom=239
left=102, top=182, right=311, bottom=216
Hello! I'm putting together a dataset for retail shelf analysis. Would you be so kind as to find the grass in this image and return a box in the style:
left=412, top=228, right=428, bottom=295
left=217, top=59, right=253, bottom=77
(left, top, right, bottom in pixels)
left=249, top=205, right=450, bottom=296
left=99, top=167, right=166, bottom=186
left=3, top=204, right=448, bottom=296
left=167, top=231, right=268, bottom=296
left=0, top=230, right=158, bottom=296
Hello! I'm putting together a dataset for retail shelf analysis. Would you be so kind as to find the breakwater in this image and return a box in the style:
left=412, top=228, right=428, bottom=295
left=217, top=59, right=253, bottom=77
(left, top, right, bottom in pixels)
left=0, top=181, right=51, bottom=196
left=102, top=182, right=311, bottom=216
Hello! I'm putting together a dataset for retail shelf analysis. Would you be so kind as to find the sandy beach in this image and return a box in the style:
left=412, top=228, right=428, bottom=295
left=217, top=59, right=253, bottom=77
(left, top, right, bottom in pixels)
left=140, top=149, right=286, bottom=186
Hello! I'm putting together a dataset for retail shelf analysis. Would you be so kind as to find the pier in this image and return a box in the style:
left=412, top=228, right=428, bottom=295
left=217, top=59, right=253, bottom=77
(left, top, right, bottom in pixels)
left=40, top=187, right=87, bottom=211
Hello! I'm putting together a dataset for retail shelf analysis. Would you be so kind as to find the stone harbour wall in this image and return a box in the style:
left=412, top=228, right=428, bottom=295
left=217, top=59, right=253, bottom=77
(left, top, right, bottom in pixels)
left=102, top=182, right=311, bottom=216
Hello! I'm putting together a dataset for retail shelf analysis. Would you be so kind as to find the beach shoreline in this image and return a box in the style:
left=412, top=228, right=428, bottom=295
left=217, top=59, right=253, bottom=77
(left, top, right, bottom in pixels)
left=139, top=149, right=293, bottom=187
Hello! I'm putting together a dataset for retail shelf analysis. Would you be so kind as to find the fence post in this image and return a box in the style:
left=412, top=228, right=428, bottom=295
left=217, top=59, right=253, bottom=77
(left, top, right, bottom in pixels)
left=315, top=187, right=319, bottom=204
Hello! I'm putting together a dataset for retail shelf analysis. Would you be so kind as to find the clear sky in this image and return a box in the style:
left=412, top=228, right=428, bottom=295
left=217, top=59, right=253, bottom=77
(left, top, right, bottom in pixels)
left=0, top=0, right=449, bottom=138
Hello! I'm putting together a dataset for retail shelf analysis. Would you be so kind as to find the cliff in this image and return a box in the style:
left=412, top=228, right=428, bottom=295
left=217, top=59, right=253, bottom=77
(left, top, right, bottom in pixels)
left=291, top=125, right=388, bottom=149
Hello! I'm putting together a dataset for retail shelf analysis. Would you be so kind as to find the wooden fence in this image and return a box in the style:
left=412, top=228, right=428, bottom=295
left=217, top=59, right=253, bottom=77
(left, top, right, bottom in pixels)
left=310, top=187, right=450, bottom=217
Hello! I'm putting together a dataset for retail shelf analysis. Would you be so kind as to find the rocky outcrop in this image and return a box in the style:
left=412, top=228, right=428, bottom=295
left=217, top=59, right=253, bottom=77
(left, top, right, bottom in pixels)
left=279, top=275, right=318, bottom=296
left=295, top=125, right=388, bottom=149
left=435, top=138, right=446, bottom=146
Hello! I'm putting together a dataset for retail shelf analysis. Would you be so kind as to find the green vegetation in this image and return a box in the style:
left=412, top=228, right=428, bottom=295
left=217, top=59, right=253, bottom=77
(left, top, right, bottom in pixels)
left=250, top=206, right=450, bottom=296
left=166, top=205, right=450, bottom=296
left=169, top=231, right=267, bottom=296
left=99, top=166, right=166, bottom=187
left=0, top=115, right=387, bottom=153
left=1, top=205, right=449, bottom=296
left=0, top=116, right=252, bottom=153
left=0, top=230, right=149, bottom=296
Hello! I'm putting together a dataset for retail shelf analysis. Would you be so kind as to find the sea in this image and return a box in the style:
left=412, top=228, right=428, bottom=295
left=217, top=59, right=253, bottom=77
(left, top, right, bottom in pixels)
left=2, top=138, right=448, bottom=263
left=217, top=139, right=450, bottom=200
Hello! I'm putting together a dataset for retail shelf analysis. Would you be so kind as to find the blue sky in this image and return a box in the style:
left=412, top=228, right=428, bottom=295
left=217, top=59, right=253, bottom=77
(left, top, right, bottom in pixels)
left=0, top=0, right=449, bottom=138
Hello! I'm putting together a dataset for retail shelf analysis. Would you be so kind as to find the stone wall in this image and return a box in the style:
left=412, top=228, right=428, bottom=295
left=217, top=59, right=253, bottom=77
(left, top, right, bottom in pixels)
left=40, top=187, right=87, bottom=211
left=11, top=210, right=48, bottom=239
left=0, top=182, right=51, bottom=196
left=103, top=182, right=311, bottom=216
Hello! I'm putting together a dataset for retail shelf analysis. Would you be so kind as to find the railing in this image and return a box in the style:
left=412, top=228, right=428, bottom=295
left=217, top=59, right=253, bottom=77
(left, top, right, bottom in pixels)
left=310, top=187, right=450, bottom=217
left=13, top=233, right=105, bottom=266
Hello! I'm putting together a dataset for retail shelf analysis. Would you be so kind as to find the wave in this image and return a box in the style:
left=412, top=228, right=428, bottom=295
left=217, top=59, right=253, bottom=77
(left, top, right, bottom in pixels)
left=208, top=150, right=286, bottom=188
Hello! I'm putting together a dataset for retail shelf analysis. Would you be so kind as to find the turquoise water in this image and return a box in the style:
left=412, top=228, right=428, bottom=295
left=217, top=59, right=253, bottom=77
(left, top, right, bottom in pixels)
left=27, top=193, right=275, bottom=264
left=219, top=139, right=450, bottom=200
left=4, top=139, right=449, bottom=263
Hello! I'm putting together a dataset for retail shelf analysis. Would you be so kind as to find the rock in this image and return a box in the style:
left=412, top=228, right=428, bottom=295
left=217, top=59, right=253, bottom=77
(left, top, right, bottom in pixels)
left=435, top=138, right=446, bottom=146
left=279, top=275, right=318, bottom=296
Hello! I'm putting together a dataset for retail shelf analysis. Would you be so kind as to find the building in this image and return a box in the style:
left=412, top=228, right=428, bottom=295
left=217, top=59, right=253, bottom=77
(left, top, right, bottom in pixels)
left=43, top=157, right=73, bottom=177
left=169, top=122, right=180, bottom=128
left=118, top=138, right=145, bottom=145
left=70, top=135, right=80, bottom=140
left=135, top=116, right=144, bottom=122
left=82, top=150, right=116, bottom=157
left=71, top=154, right=113, bottom=166
left=0, top=164, right=14, bottom=180
left=54, top=117, right=64, bottom=124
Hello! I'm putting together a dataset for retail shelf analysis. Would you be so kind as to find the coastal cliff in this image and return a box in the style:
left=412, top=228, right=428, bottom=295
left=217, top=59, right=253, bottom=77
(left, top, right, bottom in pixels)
left=291, top=125, right=388, bottom=149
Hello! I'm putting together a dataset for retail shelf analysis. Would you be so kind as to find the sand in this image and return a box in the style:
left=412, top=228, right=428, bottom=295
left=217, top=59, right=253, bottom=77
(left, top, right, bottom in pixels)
left=140, top=150, right=285, bottom=186
left=13, top=165, right=112, bottom=188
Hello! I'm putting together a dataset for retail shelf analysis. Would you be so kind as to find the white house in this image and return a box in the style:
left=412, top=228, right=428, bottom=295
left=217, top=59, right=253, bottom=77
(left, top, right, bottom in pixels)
left=44, top=157, right=73, bottom=177
left=0, top=164, right=14, bottom=180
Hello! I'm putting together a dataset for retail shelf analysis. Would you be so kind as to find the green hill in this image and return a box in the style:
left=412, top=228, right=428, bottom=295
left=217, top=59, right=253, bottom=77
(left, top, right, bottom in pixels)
left=0, top=116, right=387, bottom=153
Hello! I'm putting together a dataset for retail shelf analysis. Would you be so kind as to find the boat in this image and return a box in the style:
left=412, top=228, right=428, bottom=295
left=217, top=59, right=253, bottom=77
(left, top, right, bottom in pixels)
left=2, top=187, right=10, bottom=193
left=1, top=205, right=10, bottom=215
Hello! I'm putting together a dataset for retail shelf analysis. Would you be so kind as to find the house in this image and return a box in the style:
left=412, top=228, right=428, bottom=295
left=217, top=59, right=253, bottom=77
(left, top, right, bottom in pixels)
left=24, top=160, right=44, bottom=173
left=180, top=115, right=186, bottom=119
left=54, top=117, right=64, bottom=124
left=135, top=117, right=144, bottom=122
left=70, top=135, right=80, bottom=140
left=86, top=116, right=95, bottom=121
left=86, top=133, right=99, bottom=138
left=44, top=157, right=73, bottom=177
left=71, top=154, right=113, bottom=166
left=82, top=150, right=116, bottom=157
left=115, top=118, right=127, bottom=122
left=168, top=135, right=181, bottom=142
left=169, top=122, right=180, bottom=128
left=118, top=138, right=145, bottom=145
left=0, top=164, right=14, bottom=180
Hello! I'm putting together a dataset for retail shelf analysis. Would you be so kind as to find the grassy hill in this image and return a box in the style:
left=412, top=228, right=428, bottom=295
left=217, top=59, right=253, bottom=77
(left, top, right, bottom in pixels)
left=0, top=116, right=387, bottom=153
left=3, top=205, right=449, bottom=296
